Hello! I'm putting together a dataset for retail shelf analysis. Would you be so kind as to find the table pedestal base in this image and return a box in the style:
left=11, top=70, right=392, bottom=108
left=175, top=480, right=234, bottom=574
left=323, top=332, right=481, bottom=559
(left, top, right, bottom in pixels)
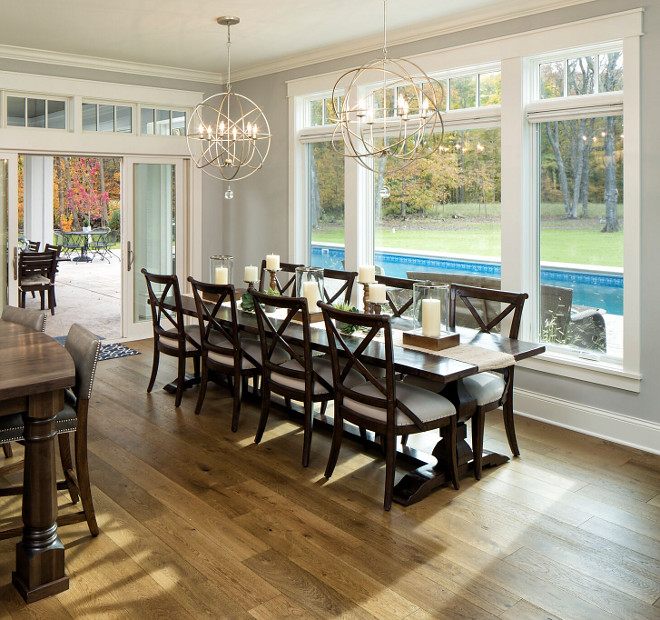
left=162, top=374, right=200, bottom=394
left=392, top=422, right=510, bottom=506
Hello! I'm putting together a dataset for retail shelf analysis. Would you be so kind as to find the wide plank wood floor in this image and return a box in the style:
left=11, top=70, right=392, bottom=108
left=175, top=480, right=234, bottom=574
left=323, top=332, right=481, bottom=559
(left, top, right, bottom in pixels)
left=1, top=338, right=659, bottom=619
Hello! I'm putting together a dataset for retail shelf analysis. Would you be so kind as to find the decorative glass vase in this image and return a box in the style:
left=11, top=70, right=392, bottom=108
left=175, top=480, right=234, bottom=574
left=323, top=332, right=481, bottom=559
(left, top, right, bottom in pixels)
left=412, top=282, right=450, bottom=337
left=295, top=266, right=324, bottom=313
left=209, top=255, right=233, bottom=285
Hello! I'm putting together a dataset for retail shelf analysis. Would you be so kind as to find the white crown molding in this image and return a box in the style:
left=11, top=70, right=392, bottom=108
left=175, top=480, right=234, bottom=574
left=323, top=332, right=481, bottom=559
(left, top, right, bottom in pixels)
left=514, top=388, right=660, bottom=455
left=0, top=0, right=603, bottom=85
left=0, top=43, right=221, bottom=85
left=232, top=0, right=601, bottom=82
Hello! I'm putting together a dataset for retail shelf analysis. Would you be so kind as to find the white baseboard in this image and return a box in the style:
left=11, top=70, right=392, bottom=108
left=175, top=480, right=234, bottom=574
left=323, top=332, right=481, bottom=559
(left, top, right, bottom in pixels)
left=513, top=388, right=660, bottom=455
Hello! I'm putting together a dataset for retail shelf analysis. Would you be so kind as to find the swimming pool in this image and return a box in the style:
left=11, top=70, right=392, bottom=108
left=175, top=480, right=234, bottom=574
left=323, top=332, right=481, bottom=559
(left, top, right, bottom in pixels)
left=311, top=245, right=623, bottom=316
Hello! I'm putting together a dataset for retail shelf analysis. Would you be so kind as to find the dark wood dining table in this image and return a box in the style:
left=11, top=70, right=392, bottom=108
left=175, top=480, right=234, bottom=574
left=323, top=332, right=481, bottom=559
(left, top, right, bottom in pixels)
left=0, top=320, right=76, bottom=602
left=168, top=294, right=545, bottom=505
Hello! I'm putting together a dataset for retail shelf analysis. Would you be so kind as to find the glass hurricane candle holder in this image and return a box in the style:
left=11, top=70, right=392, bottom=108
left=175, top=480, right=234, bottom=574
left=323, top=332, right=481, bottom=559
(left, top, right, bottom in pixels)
left=209, top=255, right=233, bottom=285
left=295, top=266, right=324, bottom=312
left=413, top=282, right=449, bottom=337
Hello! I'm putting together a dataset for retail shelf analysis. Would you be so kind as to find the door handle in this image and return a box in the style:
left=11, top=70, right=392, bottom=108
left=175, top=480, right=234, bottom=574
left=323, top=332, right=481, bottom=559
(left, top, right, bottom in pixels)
left=13, top=246, right=18, bottom=280
left=127, top=241, right=134, bottom=272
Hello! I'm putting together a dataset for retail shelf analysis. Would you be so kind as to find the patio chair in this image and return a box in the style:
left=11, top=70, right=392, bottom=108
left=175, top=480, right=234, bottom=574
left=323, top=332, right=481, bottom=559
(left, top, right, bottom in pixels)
left=0, top=323, right=102, bottom=539
left=60, top=230, right=85, bottom=260
left=319, top=302, right=459, bottom=510
left=89, top=227, right=114, bottom=262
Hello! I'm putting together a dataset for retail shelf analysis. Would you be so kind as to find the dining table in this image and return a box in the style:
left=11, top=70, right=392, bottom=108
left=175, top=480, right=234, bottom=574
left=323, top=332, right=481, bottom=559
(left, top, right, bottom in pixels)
left=0, top=320, right=76, bottom=602
left=166, top=293, right=545, bottom=505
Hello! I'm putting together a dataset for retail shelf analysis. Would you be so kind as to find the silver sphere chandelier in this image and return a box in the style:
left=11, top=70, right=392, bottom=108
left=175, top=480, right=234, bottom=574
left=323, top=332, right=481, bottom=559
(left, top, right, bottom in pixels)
left=187, top=17, right=271, bottom=198
left=332, top=0, right=444, bottom=174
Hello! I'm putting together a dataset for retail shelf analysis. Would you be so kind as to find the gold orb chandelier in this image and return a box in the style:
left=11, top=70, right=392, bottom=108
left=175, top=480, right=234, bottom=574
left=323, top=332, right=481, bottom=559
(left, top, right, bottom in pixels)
left=187, top=17, right=271, bottom=197
left=332, top=0, right=444, bottom=174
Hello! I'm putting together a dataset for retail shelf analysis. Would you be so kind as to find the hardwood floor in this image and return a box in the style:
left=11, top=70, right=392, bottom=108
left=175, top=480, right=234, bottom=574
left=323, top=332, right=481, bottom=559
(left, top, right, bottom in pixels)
left=1, top=338, right=659, bottom=619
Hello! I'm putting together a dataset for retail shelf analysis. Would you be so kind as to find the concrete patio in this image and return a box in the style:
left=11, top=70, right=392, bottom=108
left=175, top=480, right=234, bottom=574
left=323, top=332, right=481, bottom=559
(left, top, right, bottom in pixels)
left=21, top=250, right=122, bottom=340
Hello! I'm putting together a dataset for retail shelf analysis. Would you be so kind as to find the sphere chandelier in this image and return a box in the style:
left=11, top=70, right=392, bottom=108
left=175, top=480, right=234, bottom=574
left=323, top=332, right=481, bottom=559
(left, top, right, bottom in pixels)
left=187, top=17, right=271, bottom=198
left=332, top=0, right=444, bottom=174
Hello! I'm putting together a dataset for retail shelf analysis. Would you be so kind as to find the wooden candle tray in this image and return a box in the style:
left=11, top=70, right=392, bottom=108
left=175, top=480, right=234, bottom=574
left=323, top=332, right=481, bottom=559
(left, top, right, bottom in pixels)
left=402, top=328, right=460, bottom=351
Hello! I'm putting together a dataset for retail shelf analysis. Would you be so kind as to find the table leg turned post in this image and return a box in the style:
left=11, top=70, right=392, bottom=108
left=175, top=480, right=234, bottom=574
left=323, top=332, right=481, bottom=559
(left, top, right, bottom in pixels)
left=13, top=390, right=69, bottom=603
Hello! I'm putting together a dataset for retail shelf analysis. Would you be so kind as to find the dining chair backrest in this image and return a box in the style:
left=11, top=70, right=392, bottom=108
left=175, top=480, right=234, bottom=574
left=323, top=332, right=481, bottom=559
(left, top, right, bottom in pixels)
left=322, top=269, right=357, bottom=306
left=449, top=284, right=527, bottom=339
left=319, top=302, right=429, bottom=431
left=44, top=243, right=62, bottom=257
left=258, top=260, right=303, bottom=296
left=65, top=323, right=101, bottom=401
left=18, top=250, right=57, bottom=283
left=187, top=278, right=260, bottom=367
left=27, top=240, right=40, bottom=252
left=141, top=269, right=191, bottom=345
left=251, top=289, right=332, bottom=394
left=374, top=274, right=425, bottom=318
left=1, top=305, right=47, bottom=332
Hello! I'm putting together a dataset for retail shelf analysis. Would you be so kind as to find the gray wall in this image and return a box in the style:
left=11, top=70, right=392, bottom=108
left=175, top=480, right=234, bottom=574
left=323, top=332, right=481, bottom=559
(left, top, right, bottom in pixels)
left=226, top=0, right=658, bottom=426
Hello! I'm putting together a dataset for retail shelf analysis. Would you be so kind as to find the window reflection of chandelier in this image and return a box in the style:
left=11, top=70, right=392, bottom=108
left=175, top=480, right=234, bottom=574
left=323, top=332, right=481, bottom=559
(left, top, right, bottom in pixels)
left=187, top=17, right=271, bottom=198
left=332, top=0, right=444, bottom=174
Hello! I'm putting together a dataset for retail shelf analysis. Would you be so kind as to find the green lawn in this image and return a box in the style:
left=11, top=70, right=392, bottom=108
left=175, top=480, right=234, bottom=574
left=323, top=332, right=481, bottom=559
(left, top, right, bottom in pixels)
left=312, top=224, right=623, bottom=267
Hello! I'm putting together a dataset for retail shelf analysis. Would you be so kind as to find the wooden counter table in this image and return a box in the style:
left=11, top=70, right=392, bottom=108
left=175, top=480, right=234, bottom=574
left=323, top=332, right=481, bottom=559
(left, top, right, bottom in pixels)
left=0, top=320, right=76, bottom=603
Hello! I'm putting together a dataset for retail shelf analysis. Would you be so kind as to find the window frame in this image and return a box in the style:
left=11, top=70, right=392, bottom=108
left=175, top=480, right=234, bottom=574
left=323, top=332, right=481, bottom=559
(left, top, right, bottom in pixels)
left=288, top=10, right=642, bottom=390
left=3, top=93, right=68, bottom=130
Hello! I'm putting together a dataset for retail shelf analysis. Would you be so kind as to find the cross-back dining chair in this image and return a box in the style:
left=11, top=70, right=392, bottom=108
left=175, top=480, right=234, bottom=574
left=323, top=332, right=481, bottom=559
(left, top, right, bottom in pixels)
left=188, top=277, right=267, bottom=430
left=259, top=260, right=303, bottom=296
left=449, top=284, right=528, bottom=478
left=319, top=302, right=459, bottom=510
left=26, top=240, right=40, bottom=252
left=18, top=250, right=58, bottom=315
left=142, top=269, right=201, bottom=407
left=251, top=289, right=363, bottom=467
left=322, top=269, right=357, bottom=306
left=0, top=323, right=101, bottom=539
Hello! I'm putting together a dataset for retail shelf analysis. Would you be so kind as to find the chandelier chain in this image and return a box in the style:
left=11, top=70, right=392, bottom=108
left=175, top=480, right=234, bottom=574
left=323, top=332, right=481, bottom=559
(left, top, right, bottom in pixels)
left=382, top=0, right=388, bottom=59
left=226, top=23, right=232, bottom=92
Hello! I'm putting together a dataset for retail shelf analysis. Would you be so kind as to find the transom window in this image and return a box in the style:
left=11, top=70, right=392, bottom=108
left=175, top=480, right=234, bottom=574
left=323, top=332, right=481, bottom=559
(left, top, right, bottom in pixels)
left=140, top=108, right=187, bottom=136
left=82, top=102, right=132, bottom=133
left=6, top=95, right=66, bottom=129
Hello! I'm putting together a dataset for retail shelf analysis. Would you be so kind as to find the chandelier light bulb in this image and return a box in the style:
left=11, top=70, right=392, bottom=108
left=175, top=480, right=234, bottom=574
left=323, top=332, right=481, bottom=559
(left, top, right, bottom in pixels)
left=225, top=186, right=234, bottom=200
left=379, top=185, right=391, bottom=199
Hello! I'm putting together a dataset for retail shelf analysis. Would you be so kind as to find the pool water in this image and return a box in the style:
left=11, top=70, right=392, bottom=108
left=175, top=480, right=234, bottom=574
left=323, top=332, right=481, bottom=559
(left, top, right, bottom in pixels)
left=312, top=246, right=623, bottom=316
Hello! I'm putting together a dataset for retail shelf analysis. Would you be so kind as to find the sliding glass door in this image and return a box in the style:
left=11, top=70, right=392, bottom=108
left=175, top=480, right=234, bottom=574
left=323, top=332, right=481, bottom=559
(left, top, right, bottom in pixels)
left=122, top=157, right=186, bottom=339
left=0, top=152, right=20, bottom=310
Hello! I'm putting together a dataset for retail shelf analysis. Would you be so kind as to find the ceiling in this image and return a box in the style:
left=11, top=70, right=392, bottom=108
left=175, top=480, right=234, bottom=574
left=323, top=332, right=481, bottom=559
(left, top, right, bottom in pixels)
left=0, top=0, right=587, bottom=82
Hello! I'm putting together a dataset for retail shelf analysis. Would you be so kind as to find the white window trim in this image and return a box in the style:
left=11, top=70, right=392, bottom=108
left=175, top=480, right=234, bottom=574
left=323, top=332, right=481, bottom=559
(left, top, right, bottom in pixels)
left=288, top=9, right=642, bottom=390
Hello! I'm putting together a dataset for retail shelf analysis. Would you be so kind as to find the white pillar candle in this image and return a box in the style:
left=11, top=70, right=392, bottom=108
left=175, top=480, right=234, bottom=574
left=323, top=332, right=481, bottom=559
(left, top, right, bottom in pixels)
left=214, top=266, right=228, bottom=285
left=369, top=283, right=386, bottom=304
left=265, top=254, right=280, bottom=271
left=358, top=265, right=375, bottom=284
left=244, top=265, right=258, bottom=282
left=421, top=298, right=441, bottom=338
left=302, top=281, right=319, bottom=309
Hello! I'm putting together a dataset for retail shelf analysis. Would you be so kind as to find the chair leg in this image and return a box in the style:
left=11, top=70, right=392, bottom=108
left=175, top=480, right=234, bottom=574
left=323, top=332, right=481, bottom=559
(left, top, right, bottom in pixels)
left=254, top=384, right=271, bottom=444
left=231, top=369, right=243, bottom=433
left=446, top=416, right=460, bottom=490
left=502, top=393, right=520, bottom=457
left=39, top=290, right=45, bottom=310
left=301, top=394, right=314, bottom=468
left=2, top=443, right=13, bottom=458
left=471, top=409, right=485, bottom=480
left=193, top=355, right=200, bottom=380
left=49, top=288, right=56, bottom=315
left=195, top=360, right=209, bottom=415
left=319, top=401, right=328, bottom=416
left=58, top=433, right=79, bottom=504
left=75, top=426, right=99, bottom=536
left=174, top=354, right=186, bottom=407
left=383, top=432, right=397, bottom=511
left=146, top=346, right=160, bottom=393
left=325, top=410, right=343, bottom=479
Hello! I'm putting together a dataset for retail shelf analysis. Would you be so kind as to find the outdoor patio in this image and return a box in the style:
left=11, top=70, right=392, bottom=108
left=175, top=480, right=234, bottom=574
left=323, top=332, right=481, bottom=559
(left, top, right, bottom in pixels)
left=23, top=250, right=122, bottom=340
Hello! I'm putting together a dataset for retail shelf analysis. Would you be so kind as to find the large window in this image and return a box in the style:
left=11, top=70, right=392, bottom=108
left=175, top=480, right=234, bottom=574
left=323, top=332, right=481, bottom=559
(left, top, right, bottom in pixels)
left=292, top=13, right=640, bottom=386
left=374, top=127, right=501, bottom=278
